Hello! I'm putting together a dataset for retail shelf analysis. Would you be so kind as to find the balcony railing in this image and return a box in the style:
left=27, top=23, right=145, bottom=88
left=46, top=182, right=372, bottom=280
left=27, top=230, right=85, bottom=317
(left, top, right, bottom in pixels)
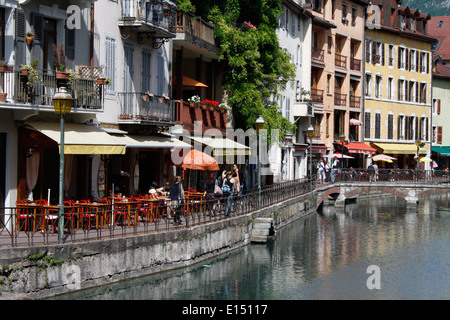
left=335, top=92, right=347, bottom=106
left=312, top=47, right=325, bottom=63
left=350, top=95, right=361, bottom=108
left=176, top=12, right=215, bottom=46
left=350, top=57, right=361, bottom=71
left=335, top=53, right=347, bottom=68
left=310, top=88, right=324, bottom=103
left=119, top=0, right=176, bottom=36
left=118, top=92, right=175, bottom=123
left=0, top=68, right=103, bottom=111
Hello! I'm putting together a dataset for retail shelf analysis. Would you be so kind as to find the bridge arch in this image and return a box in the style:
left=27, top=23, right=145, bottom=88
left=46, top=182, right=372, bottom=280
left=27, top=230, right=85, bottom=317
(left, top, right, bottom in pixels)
left=315, top=183, right=450, bottom=209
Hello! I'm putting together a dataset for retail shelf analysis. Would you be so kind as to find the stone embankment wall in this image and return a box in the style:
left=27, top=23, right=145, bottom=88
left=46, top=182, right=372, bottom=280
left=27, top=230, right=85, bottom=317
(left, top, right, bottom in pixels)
left=0, top=192, right=315, bottom=300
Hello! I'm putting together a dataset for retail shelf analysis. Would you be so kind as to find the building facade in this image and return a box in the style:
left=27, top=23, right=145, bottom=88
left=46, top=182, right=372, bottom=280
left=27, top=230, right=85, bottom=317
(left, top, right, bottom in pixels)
left=364, top=0, right=435, bottom=169
left=273, top=0, right=312, bottom=182
left=305, top=0, right=371, bottom=169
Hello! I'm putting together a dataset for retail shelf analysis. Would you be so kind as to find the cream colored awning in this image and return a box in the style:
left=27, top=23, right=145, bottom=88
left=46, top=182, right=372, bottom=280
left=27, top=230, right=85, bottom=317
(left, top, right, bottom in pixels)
left=188, top=136, right=251, bottom=156
left=372, top=142, right=427, bottom=155
left=26, top=122, right=127, bottom=155
left=121, top=134, right=192, bottom=149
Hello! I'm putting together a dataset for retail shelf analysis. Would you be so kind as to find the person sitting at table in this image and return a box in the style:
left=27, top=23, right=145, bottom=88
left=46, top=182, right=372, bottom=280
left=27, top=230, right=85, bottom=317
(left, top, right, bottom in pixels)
left=156, top=182, right=171, bottom=196
left=148, top=181, right=159, bottom=195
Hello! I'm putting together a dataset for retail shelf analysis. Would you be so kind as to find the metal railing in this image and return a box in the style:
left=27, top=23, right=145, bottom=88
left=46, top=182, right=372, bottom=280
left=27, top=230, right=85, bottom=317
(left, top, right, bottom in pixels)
left=350, top=57, right=361, bottom=71
left=118, top=92, right=175, bottom=123
left=120, top=0, right=176, bottom=33
left=175, top=12, right=215, bottom=45
left=312, top=47, right=325, bottom=63
left=310, top=88, right=324, bottom=103
left=334, top=92, right=347, bottom=106
left=0, top=68, right=103, bottom=111
left=335, top=53, right=347, bottom=68
left=350, top=95, right=361, bottom=108
left=0, top=178, right=313, bottom=247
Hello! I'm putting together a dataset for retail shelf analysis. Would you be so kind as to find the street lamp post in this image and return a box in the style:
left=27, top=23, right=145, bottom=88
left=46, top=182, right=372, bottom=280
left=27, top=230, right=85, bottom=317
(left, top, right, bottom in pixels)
left=307, top=125, right=315, bottom=190
left=415, top=139, right=421, bottom=181
left=339, top=133, right=345, bottom=170
left=53, top=87, right=73, bottom=244
left=255, top=116, right=265, bottom=208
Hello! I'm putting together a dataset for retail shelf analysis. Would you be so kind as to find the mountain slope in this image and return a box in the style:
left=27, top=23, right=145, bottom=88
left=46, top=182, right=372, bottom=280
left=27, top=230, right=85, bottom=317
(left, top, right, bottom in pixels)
left=401, top=0, right=450, bottom=16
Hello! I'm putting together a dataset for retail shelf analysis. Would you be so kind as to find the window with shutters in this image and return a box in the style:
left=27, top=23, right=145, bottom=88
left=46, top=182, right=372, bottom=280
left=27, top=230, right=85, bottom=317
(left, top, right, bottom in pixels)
left=387, top=114, right=394, bottom=139
left=375, top=75, right=382, bottom=98
left=387, top=77, right=393, bottom=99
left=398, top=79, right=405, bottom=101
left=365, top=38, right=371, bottom=63
left=437, top=126, right=443, bottom=144
left=420, top=52, right=427, bottom=72
left=420, top=82, right=426, bottom=103
left=15, top=9, right=26, bottom=67
left=375, top=113, right=381, bottom=139
left=432, top=99, right=441, bottom=115
left=410, top=50, right=416, bottom=71
left=156, top=51, right=166, bottom=96
left=364, top=111, right=371, bottom=138
left=285, top=96, right=290, bottom=121
left=399, top=47, right=406, bottom=69
left=365, top=73, right=372, bottom=97
left=398, top=115, right=405, bottom=139
left=388, top=44, right=394, bottom=66
left=105, top=37, right=116, bottom=94
left=141, top=49, right=151, bottom=92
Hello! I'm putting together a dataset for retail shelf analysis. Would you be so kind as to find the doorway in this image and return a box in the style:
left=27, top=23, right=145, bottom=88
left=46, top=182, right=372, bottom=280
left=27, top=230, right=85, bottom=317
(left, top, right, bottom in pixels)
left=43, top=17, right=57, bottom=72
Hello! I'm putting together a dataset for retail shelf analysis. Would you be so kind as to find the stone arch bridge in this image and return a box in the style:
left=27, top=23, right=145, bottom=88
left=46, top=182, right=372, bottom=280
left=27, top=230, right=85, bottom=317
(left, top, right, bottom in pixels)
left=315, top=182, right=450, bottom=208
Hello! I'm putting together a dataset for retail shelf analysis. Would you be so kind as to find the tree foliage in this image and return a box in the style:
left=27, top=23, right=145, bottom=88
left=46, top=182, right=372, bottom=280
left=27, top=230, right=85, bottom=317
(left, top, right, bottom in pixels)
left=174, top=0, right=297, bottom=142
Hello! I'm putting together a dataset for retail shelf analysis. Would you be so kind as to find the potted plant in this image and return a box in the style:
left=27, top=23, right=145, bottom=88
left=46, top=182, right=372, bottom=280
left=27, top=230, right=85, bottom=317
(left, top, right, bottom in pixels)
left=97, top=77, right=111, bottom=85
left=26, top=31, right=34, bottom=45
left=0, top=60, right=13, bottom=73
left=218, top=103, right=229, bottom=113
left=187, top=95, right=200, bottom=107
left=53, top=44, right=70, bottom=80
left=20, top=59, right=39, bottom=88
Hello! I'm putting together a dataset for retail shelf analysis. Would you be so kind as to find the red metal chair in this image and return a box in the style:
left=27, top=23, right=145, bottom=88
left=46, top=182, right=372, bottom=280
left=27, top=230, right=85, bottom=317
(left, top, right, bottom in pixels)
left=16, top=200, right=31, bottom=231
left=63, top=200, right=77, bottom=233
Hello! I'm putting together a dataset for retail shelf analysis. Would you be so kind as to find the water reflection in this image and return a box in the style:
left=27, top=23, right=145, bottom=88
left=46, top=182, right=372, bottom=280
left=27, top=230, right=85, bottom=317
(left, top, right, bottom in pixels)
left=53, top=194, right=450, bottom=300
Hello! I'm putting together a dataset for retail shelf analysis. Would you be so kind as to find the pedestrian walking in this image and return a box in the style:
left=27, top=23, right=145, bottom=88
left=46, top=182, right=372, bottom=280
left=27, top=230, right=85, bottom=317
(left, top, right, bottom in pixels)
left=331, top=156, right=340, bottom=183
left=317, top=159, right=326, bottom=184
left=169, top=176, right=185, bottom=225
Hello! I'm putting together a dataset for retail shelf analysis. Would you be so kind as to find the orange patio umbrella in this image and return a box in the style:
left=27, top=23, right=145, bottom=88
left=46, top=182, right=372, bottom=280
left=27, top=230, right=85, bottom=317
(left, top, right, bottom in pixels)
left=172, top=75, right=208, bottom=87
left=178, top=149, right=219, bottom=171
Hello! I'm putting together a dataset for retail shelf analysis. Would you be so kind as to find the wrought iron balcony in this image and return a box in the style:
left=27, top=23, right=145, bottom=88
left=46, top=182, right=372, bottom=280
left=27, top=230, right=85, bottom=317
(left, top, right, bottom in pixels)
left=119, top=0, right=176, bottom=43
left=310, top=88, right=324, bottom=103
left=335, top=92, right=347, bottom=106
left=118, top=92, right=175, bottom=124
left=0, top=67, right=103, bottom=111
left=350, top=95, right=361, bottom=108
left=335, top=53, right=347, bottom=68
left=350, top=57, right=361, bottom=71
left=312, top=47, right=325, bottom=64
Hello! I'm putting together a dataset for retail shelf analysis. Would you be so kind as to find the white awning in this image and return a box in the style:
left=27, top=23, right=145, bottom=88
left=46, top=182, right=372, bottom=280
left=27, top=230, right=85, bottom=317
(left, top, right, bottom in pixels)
left=187, top=136, right=251, bottom=156
left=121, top=135, right=191, bottom=149
left=26, top=122, right=127, bottom=155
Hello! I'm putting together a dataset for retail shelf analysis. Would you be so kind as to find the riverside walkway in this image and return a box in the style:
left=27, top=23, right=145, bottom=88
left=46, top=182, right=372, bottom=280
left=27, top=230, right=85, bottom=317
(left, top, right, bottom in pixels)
left=1, top=168, right=450, bottom=248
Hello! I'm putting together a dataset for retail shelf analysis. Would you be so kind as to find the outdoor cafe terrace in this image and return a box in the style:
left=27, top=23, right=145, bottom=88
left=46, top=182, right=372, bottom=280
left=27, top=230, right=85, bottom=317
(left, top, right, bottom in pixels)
left=1, top=169, right=450, bottom=247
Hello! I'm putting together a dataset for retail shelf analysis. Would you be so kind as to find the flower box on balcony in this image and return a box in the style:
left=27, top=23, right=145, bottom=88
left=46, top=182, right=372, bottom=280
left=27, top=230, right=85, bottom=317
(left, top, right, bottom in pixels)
left=0, top=64, right=13, bottom=73
left=20, top=68, right=29, bottom=76
left=0, top=93, right=7, bottom=102
left=56, top=71, right=70, bottom=80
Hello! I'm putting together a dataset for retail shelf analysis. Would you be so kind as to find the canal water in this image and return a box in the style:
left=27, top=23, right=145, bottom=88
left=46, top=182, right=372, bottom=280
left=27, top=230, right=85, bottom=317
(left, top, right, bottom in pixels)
left=54, top=194, right=450, bottom=300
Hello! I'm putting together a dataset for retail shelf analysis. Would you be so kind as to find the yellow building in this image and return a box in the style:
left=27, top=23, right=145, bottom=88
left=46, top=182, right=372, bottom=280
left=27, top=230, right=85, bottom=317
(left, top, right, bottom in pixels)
left=364, top=0, right=436, bottom=169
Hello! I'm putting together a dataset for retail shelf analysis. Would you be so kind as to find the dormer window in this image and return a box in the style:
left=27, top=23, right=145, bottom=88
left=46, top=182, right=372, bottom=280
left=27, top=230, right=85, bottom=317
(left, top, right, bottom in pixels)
left=400, top=15, right=406, bottom=30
